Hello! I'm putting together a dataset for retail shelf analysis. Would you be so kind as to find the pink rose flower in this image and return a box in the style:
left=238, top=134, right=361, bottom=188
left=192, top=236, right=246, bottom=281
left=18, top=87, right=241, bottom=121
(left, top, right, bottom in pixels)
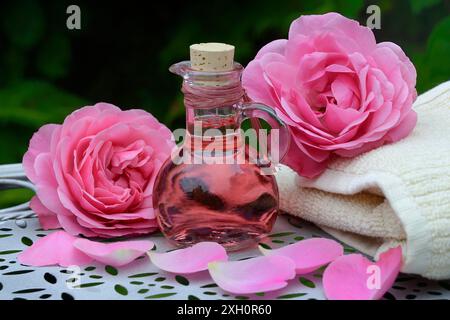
left=243, top=13, right=417, bottom=178
left=23, top=103, right=174, bottom=238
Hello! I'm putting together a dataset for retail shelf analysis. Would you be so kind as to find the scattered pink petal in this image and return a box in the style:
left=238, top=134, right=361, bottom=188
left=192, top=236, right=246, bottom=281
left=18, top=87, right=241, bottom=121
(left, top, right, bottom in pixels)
left=73, top=238, right=154, bottom=267
left=148, top=242, right=228, bottom=274
left=18, top=231, right=93, bottom=267
left=208, top=255, right=296, bottom=294
left=323, top=246, right=402, bottom=300
left=259, top=238, right=344, bottom=274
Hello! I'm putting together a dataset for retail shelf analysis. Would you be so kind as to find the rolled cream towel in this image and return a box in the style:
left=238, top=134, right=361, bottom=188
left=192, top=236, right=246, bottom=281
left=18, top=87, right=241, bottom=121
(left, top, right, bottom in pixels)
left=275, top=81, right=450, bottom=280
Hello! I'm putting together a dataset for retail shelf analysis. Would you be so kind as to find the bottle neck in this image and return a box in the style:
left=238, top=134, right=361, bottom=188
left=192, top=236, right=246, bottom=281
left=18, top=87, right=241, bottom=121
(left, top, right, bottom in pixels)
left=181, top=80, right=244, bottom=159
left=182, top=78, right=244, bottom=135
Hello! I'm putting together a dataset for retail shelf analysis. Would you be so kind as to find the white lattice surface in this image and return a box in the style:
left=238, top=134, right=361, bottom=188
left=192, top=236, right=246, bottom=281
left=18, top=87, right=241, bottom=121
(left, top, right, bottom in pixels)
left=0, top=215, right=449, bottom=300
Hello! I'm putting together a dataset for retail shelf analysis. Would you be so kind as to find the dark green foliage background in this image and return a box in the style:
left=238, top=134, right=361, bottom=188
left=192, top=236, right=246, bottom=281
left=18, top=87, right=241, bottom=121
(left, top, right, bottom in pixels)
left=0, top=0, right=448, bottom=206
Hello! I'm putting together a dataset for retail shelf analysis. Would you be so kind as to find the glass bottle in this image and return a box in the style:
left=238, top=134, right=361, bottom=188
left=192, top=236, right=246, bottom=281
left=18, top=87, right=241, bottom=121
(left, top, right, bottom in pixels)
left=152, top=59, right=290, bottom=251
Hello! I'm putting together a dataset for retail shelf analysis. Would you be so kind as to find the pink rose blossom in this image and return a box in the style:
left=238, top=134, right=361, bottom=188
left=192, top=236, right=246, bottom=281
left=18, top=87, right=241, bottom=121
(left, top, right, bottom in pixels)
left=23, top=103, right=174, bottom=238
left=243, top=13, right=417, bottom=178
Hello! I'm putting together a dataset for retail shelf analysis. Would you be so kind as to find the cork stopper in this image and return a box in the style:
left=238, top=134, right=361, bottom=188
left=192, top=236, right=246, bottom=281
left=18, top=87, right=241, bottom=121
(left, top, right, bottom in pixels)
left=190, top=43, right=235, bottom=72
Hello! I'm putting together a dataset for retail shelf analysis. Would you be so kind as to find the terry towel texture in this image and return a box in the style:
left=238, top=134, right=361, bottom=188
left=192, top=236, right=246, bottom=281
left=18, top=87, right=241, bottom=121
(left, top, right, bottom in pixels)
left=276, top=81, right=450, bottom=280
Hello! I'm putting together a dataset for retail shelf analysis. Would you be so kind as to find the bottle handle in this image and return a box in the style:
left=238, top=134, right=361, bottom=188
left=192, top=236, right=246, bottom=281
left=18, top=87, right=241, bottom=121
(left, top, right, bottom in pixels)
left=239, top=102, right=291, bottom=173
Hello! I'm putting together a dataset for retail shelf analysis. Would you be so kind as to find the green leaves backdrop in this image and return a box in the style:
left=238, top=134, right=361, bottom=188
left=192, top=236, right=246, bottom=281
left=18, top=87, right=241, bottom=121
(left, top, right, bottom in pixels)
left=0, top=0, right=449, bottom=207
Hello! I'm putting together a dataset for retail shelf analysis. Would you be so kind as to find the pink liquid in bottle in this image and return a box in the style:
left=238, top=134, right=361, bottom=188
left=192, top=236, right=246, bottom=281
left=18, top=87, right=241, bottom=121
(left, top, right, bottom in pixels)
left=153, top=120, right=278, bottom=250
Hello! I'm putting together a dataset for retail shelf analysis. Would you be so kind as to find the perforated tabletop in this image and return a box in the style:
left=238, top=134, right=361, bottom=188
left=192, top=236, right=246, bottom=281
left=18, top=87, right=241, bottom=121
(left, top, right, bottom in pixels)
left=0, top=216, right=449, bottom=300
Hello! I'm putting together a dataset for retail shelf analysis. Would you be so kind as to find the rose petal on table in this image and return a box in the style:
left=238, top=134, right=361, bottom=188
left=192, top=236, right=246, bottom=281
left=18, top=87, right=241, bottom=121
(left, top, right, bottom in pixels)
left=148, top=242, right=228, bottom=274
left=259, top=238, right=344, bottom=274
left=208, top=255, right=296, bottom=294
left=18, top=231, right=93, bottom=267
left=323, top=246, right=402, bottom=300
left=73, top=238, right=154, bottom=267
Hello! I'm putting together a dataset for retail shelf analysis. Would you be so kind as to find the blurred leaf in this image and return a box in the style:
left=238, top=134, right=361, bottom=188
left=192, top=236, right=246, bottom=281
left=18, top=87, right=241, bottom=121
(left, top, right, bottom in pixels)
left=0, top=80, right=86, bottom=164
left=0, top=189, right=34, bottom=209
left=36, top=33, right=71, bottom=79
left=378, top=0, right=395, bottom=12
left=420, top=16, right=450, bottom=91
left=0, top=80, right=87, bottom=127
left=334, top=0, right=364, bottom=18
left=0, top=124, right=30, bottom=164
left=409, top=0, right=442, bottom=14
left=165, top=96, right=184, bottom=126
left=302, top=0, right=363, bottom=19
left=1, top=0, right=45, bottom=49
left=159, top=23, right=201, bottom=71
left=0, top=47, right=26, bottom=85
left=410, top=50, right=426, bottom=92
left=301, top=0, right=335, bottom=15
